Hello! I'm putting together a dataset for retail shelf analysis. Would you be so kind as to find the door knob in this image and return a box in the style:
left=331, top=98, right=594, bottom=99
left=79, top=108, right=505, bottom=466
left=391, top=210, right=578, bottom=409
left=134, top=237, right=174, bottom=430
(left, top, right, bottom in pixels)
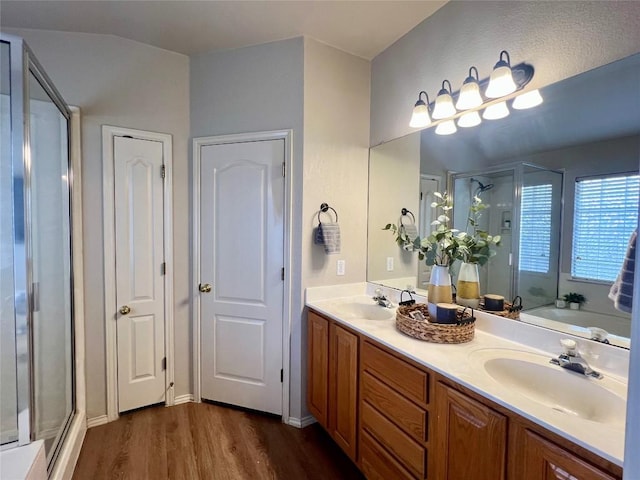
left=119, top=305, right=131, bottom=315
left=199, top=283, right=212, bottom=293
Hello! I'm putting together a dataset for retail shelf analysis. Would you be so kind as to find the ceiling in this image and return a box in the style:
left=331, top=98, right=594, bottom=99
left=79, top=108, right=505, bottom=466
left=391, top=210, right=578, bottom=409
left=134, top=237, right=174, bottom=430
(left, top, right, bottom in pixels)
left=0, top=0, right=447, bottom=59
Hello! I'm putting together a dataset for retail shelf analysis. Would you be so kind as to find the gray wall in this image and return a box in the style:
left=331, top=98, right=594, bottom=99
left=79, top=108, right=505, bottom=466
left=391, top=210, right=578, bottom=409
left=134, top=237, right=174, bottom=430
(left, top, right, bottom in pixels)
left=301, top=37, right=370, bottom=417
left=371, top=1, right=640, bottom=146
left=4, top=28, right=191, bottom=419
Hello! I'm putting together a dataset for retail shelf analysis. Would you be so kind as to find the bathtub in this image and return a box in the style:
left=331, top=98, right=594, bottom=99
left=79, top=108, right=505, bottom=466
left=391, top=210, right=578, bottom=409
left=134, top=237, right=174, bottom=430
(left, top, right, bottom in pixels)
left=520, top=305, right=631, bottom=349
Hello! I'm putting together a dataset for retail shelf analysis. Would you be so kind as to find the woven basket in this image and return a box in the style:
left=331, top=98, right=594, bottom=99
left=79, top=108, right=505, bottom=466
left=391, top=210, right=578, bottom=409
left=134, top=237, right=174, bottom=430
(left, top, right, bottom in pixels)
left=396, top=303, right=475, bottom=344
left=479, top=302, right=520, bottom=320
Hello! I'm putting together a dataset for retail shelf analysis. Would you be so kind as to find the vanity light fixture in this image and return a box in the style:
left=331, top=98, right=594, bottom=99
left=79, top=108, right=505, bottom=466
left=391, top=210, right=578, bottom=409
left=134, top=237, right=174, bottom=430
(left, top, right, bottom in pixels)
left=485, top=50, right=517, bottom=98
left=455, top=67, right=483, bottom=110
left=513, top=89, right=544, bottom=109
left=432, top=80, right=456, bottom=119
left=435, top=119, right=457, bottom=135
left=457, top=110, right=482, bottom=128
left=483, top=101, right=510, bottom=120
left=409, top=91, right=432, bottom=128
left=409, top=50, right=535, bottom=132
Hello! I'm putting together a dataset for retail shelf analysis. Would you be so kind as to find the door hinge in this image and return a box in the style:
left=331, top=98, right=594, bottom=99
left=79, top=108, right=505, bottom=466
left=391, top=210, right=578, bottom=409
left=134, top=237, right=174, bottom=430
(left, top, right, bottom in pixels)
left=161, top=165, right=166, bottom=179
left=280, top=369, right=283, bottom=383
left=161, top=262, right=166, bottom=275
left=420, top=191, right=423, bottom=200
left=162, top=357, right=167, bottom=371
left=281, top=267, right=285, bottom=281
left=282, top=162, right=286, bottom=177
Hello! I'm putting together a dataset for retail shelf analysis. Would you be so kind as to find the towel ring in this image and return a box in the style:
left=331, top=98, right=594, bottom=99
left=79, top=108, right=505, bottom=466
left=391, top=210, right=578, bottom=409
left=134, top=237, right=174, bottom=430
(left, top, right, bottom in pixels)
left=400, top=208, right=415, bottom=226
left=318, top=203, right=338, bottom=223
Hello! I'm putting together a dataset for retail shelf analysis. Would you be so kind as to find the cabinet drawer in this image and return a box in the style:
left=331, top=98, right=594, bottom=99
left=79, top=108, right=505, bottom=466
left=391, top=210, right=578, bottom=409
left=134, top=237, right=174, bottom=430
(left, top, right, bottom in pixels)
left=362, top=371, right=427, bottom=442
left=362, top=341, right=429, bottom=404
left=360, top=430, right=415, bottom=480
left=362, top=402, right=426, bottom=478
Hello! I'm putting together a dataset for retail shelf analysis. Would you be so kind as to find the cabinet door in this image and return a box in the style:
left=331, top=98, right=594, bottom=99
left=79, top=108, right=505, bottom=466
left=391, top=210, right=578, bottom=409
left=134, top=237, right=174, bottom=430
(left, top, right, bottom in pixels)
left=520, top=429, right=617, bottom=480
left=329, top=323, right=359, bottom=460
left=307, top=311, right=329, bottom=428
left=436, top=382, right=507, bottom=480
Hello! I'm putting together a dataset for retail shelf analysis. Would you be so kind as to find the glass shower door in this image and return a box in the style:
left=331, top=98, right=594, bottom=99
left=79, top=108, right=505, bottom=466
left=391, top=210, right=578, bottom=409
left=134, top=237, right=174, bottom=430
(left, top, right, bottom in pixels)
left=28, top=69, right=74, bottom=462
left=0, top=39, right=19, bottom=447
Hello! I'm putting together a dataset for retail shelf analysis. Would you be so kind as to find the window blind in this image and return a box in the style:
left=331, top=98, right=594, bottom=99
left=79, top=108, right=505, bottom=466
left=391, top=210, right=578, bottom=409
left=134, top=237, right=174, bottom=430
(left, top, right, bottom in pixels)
left=572, top=174, right=639, bottom=282
left=519, top=184, right=553, bottom=273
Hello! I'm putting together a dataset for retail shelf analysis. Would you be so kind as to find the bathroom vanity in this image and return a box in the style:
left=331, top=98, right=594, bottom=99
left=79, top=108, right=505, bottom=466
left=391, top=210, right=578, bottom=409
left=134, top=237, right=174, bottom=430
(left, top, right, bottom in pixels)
left=306, top=284, right=627, bottom=480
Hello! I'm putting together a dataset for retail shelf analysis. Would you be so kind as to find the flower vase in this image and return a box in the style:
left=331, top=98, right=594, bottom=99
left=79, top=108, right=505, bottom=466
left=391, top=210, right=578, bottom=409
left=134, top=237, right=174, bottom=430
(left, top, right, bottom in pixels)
left=456, top=262, right=481, bottom=308
left=427, top=264, right=453, bottom=318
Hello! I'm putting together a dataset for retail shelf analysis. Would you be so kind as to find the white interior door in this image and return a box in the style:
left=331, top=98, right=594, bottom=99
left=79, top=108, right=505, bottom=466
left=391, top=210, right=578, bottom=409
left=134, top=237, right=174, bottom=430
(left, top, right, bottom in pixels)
left=198, top=138, right=284, bottom=415
left=114, top=136, right=166, bottom=413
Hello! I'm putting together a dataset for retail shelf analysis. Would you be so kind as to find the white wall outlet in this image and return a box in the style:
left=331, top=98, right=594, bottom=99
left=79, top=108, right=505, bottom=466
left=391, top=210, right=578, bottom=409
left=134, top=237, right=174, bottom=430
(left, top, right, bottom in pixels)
left=386, top=257, right=394, bottom=271
left=336, top=259, right=345, bottom=276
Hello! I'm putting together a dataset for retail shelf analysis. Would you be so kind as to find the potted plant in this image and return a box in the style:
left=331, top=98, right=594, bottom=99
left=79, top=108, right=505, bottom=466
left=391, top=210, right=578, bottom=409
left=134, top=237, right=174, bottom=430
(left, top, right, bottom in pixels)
left=563, top=292, right=586, bottom=310
left=455, top=195, right=501, bottom=307
left=385, top=192, right=461, bottom=317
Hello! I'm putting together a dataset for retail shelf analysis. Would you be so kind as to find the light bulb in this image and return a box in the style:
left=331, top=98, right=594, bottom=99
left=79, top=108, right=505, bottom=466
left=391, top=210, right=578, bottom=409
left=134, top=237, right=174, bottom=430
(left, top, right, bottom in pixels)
left=485, top=51, right=517, bottom=98
left=457, top=111, right=482, bottom=128
left=483, top=101, right=510, bottom=120
left=435, top=120, right=457, bottom=135
left=432, top=80, right=456, bottom=119
left=409, top=91, right=432, bottom=128
left=456, top=67, right=483, bottom=110
left=456, top=82, right=483, bottom=110
left=513, top=89, right=543, bottom=109
left=409, top=102, right=431, bottom=128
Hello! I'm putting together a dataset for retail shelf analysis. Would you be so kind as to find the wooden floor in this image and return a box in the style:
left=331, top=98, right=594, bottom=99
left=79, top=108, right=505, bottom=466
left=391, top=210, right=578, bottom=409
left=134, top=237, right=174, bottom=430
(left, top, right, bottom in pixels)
left=73, top=402, right=365, bottom=480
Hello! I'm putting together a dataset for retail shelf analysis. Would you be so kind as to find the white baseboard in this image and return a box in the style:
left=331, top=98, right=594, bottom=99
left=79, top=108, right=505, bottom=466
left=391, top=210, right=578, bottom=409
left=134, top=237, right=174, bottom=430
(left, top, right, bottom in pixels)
left=286, top=415, right=316, bottom=428
left=174, top=394, right=194, bottom=405
left=86, top=415, right=109, bottom=429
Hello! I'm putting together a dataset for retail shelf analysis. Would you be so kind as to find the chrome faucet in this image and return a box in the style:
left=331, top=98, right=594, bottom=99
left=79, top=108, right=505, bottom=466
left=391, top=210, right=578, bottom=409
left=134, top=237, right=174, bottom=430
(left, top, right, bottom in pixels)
left=550, top=339, right=603, bottom=379
left=373, top=288, right=393, bottom=308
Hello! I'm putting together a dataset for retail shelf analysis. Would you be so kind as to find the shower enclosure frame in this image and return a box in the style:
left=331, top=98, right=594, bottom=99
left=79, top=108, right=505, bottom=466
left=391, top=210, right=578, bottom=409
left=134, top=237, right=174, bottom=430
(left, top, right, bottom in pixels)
left=448, top=162, right=564, bottom=306
left=2, top=32, right=77, bottom=471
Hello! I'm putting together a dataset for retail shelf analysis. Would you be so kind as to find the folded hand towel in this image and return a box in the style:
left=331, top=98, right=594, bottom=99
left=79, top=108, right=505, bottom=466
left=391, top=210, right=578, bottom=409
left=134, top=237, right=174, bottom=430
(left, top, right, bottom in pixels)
left=315, top=222, right=341, bottom=254
left=609, top=229, right=636, bottom=313
left=400, top=224, right=419, bottom=251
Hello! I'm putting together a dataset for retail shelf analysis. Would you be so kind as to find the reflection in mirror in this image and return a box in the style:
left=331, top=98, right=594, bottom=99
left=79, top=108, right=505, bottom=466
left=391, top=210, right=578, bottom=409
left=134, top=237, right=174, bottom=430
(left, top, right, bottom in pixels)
left=367, top=53, right=640, bottom=348
left=451, top=164, right=563, bottom=312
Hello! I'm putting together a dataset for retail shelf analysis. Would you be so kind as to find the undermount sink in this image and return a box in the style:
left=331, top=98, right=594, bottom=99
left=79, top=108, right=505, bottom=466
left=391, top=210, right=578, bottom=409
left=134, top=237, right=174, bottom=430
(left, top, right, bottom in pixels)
left=469, top=348, right=626, bottom=426
left=330, top=302, right=394, bottom=321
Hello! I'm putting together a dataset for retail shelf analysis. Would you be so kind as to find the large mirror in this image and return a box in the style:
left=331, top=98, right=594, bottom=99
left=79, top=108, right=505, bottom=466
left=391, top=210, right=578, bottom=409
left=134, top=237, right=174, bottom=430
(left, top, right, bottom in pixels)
left=367, top=53, right=640, bottom=348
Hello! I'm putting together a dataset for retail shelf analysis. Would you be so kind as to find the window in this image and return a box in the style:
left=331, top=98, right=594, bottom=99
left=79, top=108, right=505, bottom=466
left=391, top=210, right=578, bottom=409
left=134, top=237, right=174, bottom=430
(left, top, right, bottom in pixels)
left=572, top=173, right=639, bottom=282
left=519, top=184, right=553, bottom=273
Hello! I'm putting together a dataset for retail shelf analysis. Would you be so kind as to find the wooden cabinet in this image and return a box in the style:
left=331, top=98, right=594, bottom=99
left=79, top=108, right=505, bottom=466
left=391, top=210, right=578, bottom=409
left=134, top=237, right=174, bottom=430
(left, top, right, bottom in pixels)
left=360, top=340, right=430, bottom=479
left=306, top=309, right=622, bottom=480
left=307, top=311, right=329, bottom=429
left=329, top=322, right=359, bottom=459
left=306, top=310, right=359, bottom=461
left=435, top=382, right=507, bottom=480
left=511, top=424, right=619, bottom=480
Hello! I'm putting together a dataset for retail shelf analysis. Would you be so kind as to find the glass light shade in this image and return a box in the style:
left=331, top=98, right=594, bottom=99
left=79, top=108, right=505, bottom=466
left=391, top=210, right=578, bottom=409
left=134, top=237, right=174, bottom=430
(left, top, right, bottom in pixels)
left=435, top=120, right=457, bottom=135
left=485, top=65, right=517, bottom=98
left=432, top=93, right=456, bottom=119
left=513, top=89, right=543, bottom=110
left=482, top=101, right=509, bottom=120
left=409, top=102, right=431, bottom=128
left=457, top=111, right=481, bottom=128
left=455, top=81, right=483, bottom=110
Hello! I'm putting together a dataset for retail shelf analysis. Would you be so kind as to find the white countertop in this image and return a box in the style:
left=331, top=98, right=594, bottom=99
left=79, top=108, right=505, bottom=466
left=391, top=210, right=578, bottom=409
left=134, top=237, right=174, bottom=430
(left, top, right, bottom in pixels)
left=306, top=283, right=629, bottom=467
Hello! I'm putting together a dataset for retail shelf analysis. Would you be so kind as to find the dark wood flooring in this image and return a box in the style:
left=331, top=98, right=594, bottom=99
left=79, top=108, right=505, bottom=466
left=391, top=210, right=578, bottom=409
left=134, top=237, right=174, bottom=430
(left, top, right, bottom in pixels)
left=73, top=402, right=365, bottom=480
